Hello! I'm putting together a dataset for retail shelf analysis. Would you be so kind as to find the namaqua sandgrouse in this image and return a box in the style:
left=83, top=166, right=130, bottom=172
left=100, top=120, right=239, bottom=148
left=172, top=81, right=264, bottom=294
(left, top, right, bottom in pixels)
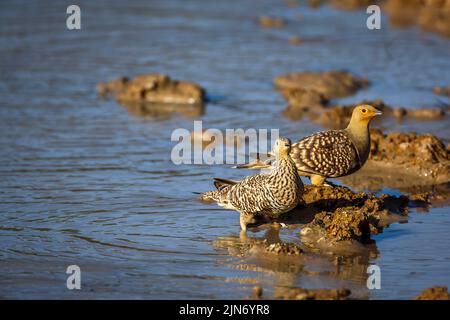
left=235, top=105, right=382, bottom=186
left=200, top=138, right=303, bottom=231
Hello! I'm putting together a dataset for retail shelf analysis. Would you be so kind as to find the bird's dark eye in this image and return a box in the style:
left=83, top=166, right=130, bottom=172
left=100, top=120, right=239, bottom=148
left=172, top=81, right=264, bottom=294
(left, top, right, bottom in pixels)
left=361, top=108, right=367, bottom=113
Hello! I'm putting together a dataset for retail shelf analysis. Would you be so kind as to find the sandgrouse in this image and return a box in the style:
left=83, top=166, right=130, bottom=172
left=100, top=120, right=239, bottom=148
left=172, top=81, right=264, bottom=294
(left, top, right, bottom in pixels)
left=236, top=105, right=382, bottom=186
left=200, top=138, right=303, bottom=231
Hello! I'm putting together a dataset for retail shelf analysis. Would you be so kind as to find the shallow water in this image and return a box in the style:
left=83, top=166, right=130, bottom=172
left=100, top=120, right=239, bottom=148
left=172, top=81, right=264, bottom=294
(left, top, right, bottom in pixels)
left=0, top=0, right=449, bottom=299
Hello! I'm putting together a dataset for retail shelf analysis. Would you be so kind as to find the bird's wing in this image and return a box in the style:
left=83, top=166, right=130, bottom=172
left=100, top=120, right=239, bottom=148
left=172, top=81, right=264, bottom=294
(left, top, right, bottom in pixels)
left=291, top=130, right=359, bottom=177
left=227, top=173, right=272, bottom=213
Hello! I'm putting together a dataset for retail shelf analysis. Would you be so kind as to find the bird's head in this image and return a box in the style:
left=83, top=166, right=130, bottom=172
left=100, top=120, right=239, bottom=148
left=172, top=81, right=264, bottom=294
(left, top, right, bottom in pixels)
left=273, top=137, right=292, bottom=157
left=350, top=104, right=382, bottom=125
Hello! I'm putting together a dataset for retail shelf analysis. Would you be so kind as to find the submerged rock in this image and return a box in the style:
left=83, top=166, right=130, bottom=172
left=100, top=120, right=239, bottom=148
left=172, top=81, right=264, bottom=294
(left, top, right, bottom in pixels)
left=289, top=36, right=302, bottom=45
left=264, top=242, right=303, bottom=255
left=98, top=74, right=205, bottom=104
left=227, top=237, right=303, bottom=257
left=259, top=16, right=284, bottom=28
left=415, top=286, right=450, bottom=300
left=97, top=74, right=205, bottom=117
left=434, top=86, right=450, bottom=97
left=275, top=287, right=351, bottom=300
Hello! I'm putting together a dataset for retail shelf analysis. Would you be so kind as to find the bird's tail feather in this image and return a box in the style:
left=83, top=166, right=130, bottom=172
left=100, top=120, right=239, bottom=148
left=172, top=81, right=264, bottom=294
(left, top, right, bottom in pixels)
left=199, top=190, right=220, bottom=202
left=213, top=178, right=238, bottom=190
left=232, top=152, right=273, bottom=169
left=232, top=158, right=272, bottom=169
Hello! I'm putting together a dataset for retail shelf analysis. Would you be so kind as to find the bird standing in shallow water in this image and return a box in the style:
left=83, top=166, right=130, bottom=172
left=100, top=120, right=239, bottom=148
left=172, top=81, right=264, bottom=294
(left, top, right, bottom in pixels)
left=200, top=138, right=303, bottom=231
left=235, top=105, right=382, bottom=186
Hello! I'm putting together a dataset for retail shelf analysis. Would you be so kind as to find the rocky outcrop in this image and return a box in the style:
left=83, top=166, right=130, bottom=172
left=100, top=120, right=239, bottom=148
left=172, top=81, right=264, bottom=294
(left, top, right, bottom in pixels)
left=274, top=71, right=368, bottom=107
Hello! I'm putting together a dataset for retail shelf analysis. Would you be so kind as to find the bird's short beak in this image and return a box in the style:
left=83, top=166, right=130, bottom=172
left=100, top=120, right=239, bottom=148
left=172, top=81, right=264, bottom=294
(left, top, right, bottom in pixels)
left=374, top=109, right=382, bottom=116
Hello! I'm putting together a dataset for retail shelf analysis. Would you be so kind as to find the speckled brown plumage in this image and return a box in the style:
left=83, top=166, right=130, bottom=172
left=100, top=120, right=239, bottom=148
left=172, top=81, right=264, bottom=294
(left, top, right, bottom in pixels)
left=291, top=130, right=359, bottom=178
left=201, top=138, right=304, bottom=230
left=235, top=105, right=382, bottom=186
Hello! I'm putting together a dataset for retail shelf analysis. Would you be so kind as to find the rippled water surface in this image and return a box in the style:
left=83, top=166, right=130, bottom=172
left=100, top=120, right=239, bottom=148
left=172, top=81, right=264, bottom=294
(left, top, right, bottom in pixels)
left=0, top=0, right=449, bottom=299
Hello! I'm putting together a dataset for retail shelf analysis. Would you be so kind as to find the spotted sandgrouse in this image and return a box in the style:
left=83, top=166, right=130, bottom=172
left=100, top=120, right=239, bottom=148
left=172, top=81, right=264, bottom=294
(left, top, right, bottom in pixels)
left=200, top=138, right=304, bottom=231
left=235, top=105, right=382, bottom=186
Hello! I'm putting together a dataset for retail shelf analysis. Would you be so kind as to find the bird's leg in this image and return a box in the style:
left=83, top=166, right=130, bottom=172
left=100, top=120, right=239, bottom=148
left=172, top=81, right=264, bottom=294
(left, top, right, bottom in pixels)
left=240, top=213, right=256, bottom=231
left=239, top=216, right=247, bottom=231
left=310, top=174, right=327, bottom=186
left=239, top=229, right=249, bottom=241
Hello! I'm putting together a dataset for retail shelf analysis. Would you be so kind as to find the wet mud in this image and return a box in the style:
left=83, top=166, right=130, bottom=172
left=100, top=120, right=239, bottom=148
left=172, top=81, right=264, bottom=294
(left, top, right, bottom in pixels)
left=368, top=129, right=450, bottom=186
left=275, top=287, right=351, bottom=300
left=289, top=186, right=424, bottom=250
left=414, top=286, right=450, bottom=300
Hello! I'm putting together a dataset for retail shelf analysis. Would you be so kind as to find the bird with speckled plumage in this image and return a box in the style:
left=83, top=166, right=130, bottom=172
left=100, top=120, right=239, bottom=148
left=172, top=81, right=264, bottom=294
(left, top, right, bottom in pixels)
left=235, top=105, right=382, bottom=186
left=200, top=138, right=304, bottom=231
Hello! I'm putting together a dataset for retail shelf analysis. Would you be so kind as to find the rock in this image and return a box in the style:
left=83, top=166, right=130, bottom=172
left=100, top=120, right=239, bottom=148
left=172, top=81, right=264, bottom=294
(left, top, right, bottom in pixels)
left=294, top=185, right=426, bottom=245
left=274, top=71, right=368, bottom=105
left=259, top=16, right=284, bottom=28
left=120, top=101, right=204, bottom=119
left=275, top=287, right=351, bottom=300
left=286, top=0, right=300, bottom=8
left=97, top=74, right=205, bottom=118
left=97, top=76, right=129, bottom=98
left=98, top=73, right=205, bottom=105
left=415, top=286, right=450, bottom=300
left=434, top=86, right=450, bottom=97
left=282, top=90, right=329, bottom=120
left=307, top=0, right=323, bottom=8
left=265, top=242, right=303, bottom=255
left=310, top=208, right=378, bottom=242
left=283, top=99, right=447, bottom=128
left=289, top=36, right=302, bottom=45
